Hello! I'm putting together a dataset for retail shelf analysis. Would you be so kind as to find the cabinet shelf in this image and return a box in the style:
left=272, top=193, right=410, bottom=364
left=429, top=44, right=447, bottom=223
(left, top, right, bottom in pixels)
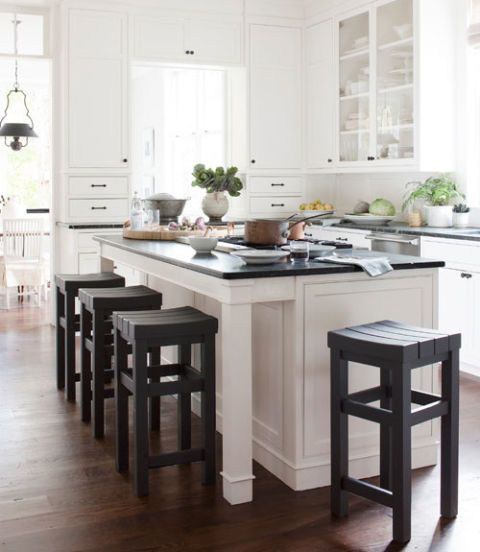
left=378, top=83, right=413, bottom=94
left=340, top=92, right=369, bottom=101
left=377, top=123, right=414, bottom=133
left=378, top=37, right=413, bottom=51
left=339, top=48, right=369, bottom=62
left=340, top=128, right=369, bottom=135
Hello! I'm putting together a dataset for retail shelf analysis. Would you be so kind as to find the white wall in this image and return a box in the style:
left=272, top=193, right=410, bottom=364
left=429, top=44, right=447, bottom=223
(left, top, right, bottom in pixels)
left=305, top=172, right=432, bottom=218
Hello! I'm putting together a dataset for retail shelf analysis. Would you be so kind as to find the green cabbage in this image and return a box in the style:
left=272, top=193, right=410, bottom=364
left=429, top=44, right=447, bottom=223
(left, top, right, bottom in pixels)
left=369, top=198, right=396, bottom=216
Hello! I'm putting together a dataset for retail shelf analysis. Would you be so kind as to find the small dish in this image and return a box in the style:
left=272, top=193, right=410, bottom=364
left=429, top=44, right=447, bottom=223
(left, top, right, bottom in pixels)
left=189, top=236, right=218, bottom=254
left=231, top=249, right=290, bottom=265
left=393, top=23, right=413, bottom=40
left=343, top=213, right=396, bottom=225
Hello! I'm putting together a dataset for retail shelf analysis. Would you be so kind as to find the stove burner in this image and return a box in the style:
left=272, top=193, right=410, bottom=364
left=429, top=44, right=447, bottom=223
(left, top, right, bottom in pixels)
left=219, top=236, right=353, bottom=250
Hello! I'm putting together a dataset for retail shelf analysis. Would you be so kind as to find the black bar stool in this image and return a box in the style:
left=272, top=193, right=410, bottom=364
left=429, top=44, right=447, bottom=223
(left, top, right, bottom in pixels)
left=113, top=307, right=218, bottom=497
left=55, top=272, right=125, bottom=401
left=78, top=285, right=163, bottom=438
left=328, top=320, right=461, bottom=544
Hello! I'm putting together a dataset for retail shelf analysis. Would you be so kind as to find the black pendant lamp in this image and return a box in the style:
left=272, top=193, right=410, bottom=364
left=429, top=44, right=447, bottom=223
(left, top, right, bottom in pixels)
left=0, top=14, right=38, bottom=151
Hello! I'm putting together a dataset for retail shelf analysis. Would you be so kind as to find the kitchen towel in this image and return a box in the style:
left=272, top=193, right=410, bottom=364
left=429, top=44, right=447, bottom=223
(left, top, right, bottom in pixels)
left=314, top=255, right=393, bottom=277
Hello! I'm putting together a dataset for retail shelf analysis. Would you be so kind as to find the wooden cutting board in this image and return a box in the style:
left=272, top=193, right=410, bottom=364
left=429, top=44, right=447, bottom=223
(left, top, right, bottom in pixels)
left=122, top=222, right=228, bottom=241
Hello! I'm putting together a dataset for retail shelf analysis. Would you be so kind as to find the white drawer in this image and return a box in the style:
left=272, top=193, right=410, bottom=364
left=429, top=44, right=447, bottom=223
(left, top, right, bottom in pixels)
left=249, top=196, right=300, bottom=215
left=68, top=198, right=129, bottom=221
left=421, top=238, right=480, bottom=268
left=68, top=176, right=129, bottom=198
left=249, top=176, right=303, bottom=195
left=77, top=229, right=122, bottom=250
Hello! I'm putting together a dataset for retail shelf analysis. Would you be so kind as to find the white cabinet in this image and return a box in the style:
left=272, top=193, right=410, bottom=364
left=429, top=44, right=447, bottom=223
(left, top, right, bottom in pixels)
left=132, top=14, right=242, bottom=65
left=249, top=25, right=302, bottom=170
left=306, top=0, right=456, bottom=173
left=68, top=10, right=128, bottom=170
left=306, top=20, right=335, bottom=169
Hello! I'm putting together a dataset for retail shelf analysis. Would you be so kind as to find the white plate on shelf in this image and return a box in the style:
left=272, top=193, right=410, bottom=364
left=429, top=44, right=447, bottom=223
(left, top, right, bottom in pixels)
left=230, top=249, right=290, bottom=265
left=343, top=213, right=396, bottom=225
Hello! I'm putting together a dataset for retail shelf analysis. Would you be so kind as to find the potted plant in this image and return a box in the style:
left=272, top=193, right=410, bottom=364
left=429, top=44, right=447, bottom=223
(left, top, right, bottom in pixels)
left=452, top=204, right=470, bottom=228
left=192, top=164, right=243, bottom=222
left=402, top=175, right=465, bottom=228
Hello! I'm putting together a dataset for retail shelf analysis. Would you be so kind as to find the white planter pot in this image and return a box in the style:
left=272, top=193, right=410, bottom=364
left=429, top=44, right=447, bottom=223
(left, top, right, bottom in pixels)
left=202, top=192, right=229, bottom=222
left=425, top=205, right=453, bottom=228
left=453, top=212, right=470, bottom=228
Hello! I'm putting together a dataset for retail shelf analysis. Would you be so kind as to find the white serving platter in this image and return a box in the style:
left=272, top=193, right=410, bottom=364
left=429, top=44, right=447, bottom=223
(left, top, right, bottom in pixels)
left=343, top=213, right=396, bottom=225
left=230, top=249, right=290, bottom=265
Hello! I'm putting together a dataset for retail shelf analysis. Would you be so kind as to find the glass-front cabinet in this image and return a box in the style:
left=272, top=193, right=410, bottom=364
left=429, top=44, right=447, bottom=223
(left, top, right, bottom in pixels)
left=337, top=0, right=415, bottom=166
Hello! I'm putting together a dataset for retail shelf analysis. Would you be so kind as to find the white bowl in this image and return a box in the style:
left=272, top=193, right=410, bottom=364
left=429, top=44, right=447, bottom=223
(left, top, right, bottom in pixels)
left=393, top=24, right=413, bottom=40
left=189, top=236, right=218, bottom=254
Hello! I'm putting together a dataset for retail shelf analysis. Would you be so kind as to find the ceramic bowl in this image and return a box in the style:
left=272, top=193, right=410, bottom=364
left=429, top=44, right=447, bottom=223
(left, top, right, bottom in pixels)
left=393, top=24, right=413, bottom=40
left=189, top=236, right=218, bottom=254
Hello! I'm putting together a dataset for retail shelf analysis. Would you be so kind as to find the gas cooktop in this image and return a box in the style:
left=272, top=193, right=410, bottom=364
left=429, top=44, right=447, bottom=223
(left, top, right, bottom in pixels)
left=218, top=236, right=353, bottom=251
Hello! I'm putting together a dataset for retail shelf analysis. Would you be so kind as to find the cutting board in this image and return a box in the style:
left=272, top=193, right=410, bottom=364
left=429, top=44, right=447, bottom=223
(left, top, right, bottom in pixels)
left=122, top=222, right=229, bottom=241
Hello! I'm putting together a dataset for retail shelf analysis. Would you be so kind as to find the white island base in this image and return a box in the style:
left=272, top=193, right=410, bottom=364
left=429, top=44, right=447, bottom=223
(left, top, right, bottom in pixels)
left=98, top=237, right=440, bottom=505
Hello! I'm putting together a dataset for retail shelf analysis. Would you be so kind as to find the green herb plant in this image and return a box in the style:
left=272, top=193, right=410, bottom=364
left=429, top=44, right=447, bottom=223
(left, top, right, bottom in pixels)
left=192, top=164, right=243, bottom=198
left=402, top=174, right=465, bottom=212
left=453, top=204, right=470, bottom=213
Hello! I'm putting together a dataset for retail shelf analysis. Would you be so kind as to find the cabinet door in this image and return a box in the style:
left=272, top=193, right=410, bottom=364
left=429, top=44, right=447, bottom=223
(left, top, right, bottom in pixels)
left=78, top=252, right=100, bottom=274
left=69, top=57, right=127, bottom=168
left=133, top=15, right=185, bottom=60
left=438, top=268, right=477, bottom=365
left=69, top=10, right=124, bottom=58
left=306, top=20, right=335, bottom=168
left=185, top=19, right=242, bottom=64
left=249, top=25, right=302, bottom=170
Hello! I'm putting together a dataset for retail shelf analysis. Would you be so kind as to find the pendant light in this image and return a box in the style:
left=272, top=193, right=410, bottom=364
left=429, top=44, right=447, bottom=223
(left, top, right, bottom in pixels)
left=0, top=14, right=38, bottom=151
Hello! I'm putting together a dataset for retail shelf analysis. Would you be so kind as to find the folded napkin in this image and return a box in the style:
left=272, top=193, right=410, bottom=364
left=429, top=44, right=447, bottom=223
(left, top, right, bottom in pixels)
left=314, top=255, right=393, bottom=277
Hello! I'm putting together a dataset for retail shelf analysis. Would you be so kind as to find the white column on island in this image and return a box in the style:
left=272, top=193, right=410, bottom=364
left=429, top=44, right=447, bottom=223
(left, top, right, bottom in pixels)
left=220, top=301, right=255, bottom=505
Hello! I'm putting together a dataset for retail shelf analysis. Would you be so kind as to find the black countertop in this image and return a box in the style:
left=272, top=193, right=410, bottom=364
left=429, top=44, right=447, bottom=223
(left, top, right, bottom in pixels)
left=94, top=235, right=444, bottom=280
left=328, top=221, right=480, bottom=241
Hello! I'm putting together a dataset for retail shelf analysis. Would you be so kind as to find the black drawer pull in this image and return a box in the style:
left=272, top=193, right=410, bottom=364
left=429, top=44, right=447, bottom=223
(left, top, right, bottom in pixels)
left=367, top=156, right=375, bottom=161
left=305, top=232, right=313, bottom=237
left=461, top=272, right=473, bottom=279
left=91, top=184, right=107, bottom=188
left=271, top=203, right=285, bottom=207
left=91, top=206, right=107, bottom=210
left=336, top=237, right=349, bottom=242
left=271, top=183, right=285, bottom=187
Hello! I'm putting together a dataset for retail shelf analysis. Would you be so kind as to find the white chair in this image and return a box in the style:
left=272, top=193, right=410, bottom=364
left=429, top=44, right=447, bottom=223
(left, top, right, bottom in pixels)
left=1, top=218, right=48, bottom=308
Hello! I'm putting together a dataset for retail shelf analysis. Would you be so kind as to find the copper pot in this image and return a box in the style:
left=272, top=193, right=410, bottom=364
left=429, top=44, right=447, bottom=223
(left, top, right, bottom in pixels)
left=244, top=212, right=333, bottom=246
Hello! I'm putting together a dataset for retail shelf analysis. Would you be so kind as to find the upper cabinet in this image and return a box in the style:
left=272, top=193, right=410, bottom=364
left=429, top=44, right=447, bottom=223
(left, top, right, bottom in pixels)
left=67, top=10, right=129, bottom=169
left=249, top=25, right=302, bottom=171
left=306, top=20, right=335, bottom=169
left=132, top=14, right=243, bottom=65
left=307, top=0, right=456, bottom=173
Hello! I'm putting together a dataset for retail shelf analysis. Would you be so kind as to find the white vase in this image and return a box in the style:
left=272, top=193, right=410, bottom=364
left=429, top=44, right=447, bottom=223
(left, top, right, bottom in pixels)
left=453, top=212, right=469, bottom=228
left=202, top=192, right=229, bottom=222
left=425, top=205, right=453, bottom=228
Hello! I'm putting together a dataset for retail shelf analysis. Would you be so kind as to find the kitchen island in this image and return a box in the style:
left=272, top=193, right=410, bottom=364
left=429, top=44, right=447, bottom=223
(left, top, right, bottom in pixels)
left=95, top=235, right=444, bottom=506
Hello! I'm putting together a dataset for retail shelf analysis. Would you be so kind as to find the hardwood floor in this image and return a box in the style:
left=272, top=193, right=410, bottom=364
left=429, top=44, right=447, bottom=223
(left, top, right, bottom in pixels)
left=1, top=304, right=479, bottom=551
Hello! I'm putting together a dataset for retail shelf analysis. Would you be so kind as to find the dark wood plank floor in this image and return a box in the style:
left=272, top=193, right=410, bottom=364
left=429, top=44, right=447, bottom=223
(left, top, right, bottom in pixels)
left=1, top=304, right=480, bottom=551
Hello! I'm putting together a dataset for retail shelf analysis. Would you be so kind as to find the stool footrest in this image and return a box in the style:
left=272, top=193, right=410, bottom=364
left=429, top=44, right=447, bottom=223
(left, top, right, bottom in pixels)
left=120, top=364, right=204, bottom=396
left=348, top=386, right=383, bottom=404
left=342, top=476, right=393, bottom=508
left=148, top=448, right=205, bottom=469
left=342, top=399, right=392, bottom=425
left=411, top=400, right=449, bottom=426
left=411, top=389, right=441, bottom=405
left=104, top=388, right=115, bottom=399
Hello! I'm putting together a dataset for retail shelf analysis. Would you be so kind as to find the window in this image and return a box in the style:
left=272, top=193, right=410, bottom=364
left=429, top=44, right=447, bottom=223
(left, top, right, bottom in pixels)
left=132, top=66, right=227, bottom=217
left=0, top=11, right=45, bottom=56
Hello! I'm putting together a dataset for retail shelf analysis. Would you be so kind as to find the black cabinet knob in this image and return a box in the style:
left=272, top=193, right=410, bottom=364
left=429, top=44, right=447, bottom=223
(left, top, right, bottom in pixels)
left=251, top=159, right=256, bottom=164
left=328, top=159, right=333, bottom=163
left=185, top=50, right=190, bottom=54
left=191, top=50, right=195, bottom=55
left=461, top=272, right=473, bottom=279
left=123, top=158, right=128, bottom=163
left=367, top=156, right=375, bottom=161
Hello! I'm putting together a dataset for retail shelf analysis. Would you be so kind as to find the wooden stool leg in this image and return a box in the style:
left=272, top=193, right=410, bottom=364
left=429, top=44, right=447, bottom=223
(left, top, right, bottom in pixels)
left=149, top=347, right=161, bottom=431
left=330, top=349, right=349, bottom=517
left=178, top=343, right=192, bottom=450
left=380, top=367, right=393, bottom=490
left=441, top=349, right=460, bottom=518
left=92, top=309, right=106, bottom=439
left=391, top=366, right=412, bottom=544
left=55, top=287, right=65, bottom=390
left=201, top=335, right=216, bottom=485
left=80, top=305, right=92, bottom=422
left=133, top=339, right=149, bottom=497
left=65, top=292, right=76, bottom=402
left=115, top=329, right=129, bottom=473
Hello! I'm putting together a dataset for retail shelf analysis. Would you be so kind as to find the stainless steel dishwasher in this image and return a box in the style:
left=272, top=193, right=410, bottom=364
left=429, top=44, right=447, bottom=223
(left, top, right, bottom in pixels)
left=366, top=233, right=421, bottom=256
